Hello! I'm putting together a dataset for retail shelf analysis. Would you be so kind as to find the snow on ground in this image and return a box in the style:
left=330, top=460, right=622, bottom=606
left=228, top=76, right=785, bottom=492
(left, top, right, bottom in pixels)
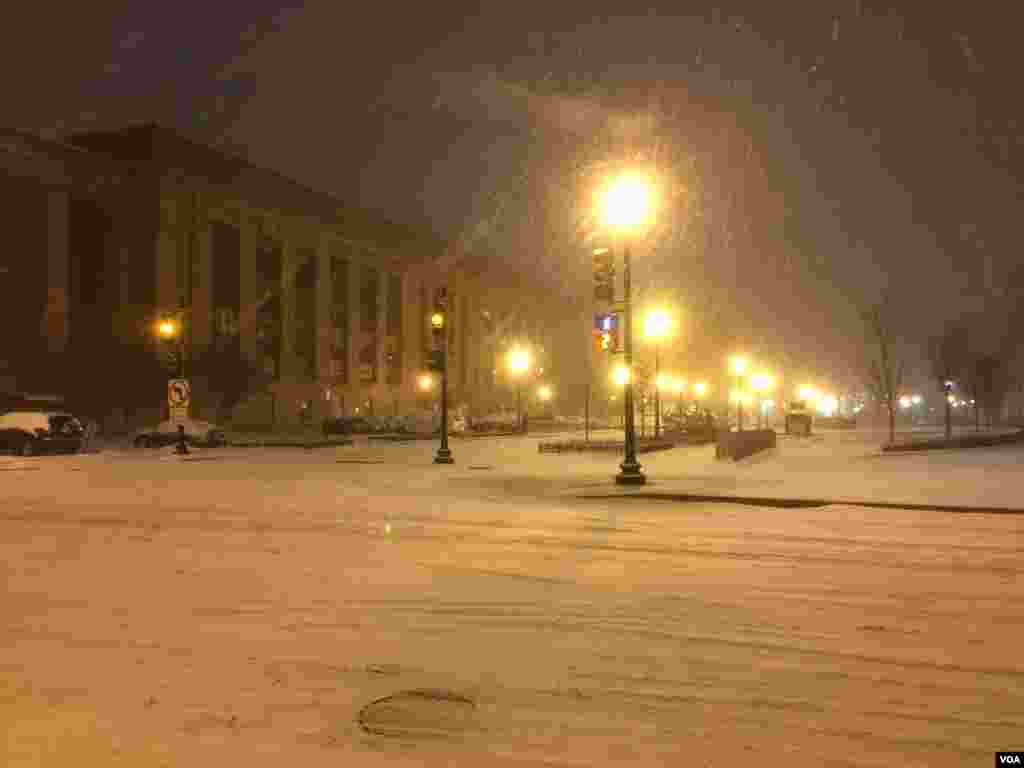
left=1, top=432, right=1023, bottom=766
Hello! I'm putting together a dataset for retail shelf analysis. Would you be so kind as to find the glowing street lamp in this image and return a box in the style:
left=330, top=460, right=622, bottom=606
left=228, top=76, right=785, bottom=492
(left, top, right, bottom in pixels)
left=612, top=364, right=631, bottom=387
left=508, top=347, right=531, bottom=432
left=750, top=371, right=775, bottom=429
left=694, top=381, right=708, bottom=399
left=538, top=385, right=552, bottom=402
left=644, top=309, right=673, bottom=438
left=670, top=377, right=687, bottom=422
left=899, top=395, right=912, bottom=409
left=418, top=374, right=433, bottom=392
left=601, top=172, right=655, bottom=486
left=729, top=356, right=749, bottom=431
left=157, top=318, right=178, bottom=339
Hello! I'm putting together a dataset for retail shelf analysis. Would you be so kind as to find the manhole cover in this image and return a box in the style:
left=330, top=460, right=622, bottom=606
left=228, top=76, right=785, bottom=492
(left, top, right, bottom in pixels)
left=357, top=688, right=476, bottom=739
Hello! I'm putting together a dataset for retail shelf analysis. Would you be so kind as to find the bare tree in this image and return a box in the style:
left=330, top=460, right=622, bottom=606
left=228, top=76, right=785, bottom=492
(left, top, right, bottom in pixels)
left=973, top=354, right=1012, bottom=427
left=861, top=298, right=905, bottom=446
left=927, top=324, right=969, bottom=440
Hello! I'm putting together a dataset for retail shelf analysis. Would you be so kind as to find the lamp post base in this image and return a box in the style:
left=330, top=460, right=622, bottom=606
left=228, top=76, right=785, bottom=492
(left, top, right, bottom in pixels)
left=615, top=461, right=646, bottom=485
left=433, top=447, right=454, bottom=464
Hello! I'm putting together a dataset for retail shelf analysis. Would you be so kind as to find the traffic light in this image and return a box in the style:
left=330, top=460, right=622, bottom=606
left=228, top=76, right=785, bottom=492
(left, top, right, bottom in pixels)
left=592, top=313, right=620, bottom=354
left=592, top=249, right=615, bottom=303
left=427, top=349, right=445, bottom=372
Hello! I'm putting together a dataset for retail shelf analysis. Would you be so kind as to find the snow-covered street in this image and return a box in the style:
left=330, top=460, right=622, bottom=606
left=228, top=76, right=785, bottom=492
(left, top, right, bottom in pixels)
left=2, top=433, right=1022, bottom=765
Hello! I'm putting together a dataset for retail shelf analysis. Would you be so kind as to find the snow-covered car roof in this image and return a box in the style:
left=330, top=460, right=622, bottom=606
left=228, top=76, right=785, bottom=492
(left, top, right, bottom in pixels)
left=0, top=411, right=74, bottom=431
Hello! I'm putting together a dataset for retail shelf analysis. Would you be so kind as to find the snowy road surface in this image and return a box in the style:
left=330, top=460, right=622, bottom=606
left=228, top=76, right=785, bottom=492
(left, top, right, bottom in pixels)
left=1, top=437, right=1022, bottom=766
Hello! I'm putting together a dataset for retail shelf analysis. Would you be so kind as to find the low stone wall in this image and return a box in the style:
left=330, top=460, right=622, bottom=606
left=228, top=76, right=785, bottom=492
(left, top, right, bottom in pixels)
left=716, top=429, right=777, bottom=461
left=883, top=429, right=1024, bottom=452
left=538, top=438, right=675, bottom=454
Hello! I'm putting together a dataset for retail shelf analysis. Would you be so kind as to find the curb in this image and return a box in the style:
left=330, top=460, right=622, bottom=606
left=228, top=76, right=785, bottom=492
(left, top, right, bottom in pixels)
left=579, top=491, right=1024, bottom=515
left=538, top=440, right=678, bottom=454
left=227, top=439, right=353, bottom=448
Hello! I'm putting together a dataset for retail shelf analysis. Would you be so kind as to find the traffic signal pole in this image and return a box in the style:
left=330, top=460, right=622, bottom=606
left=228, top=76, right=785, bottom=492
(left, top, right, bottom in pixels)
left=616, top=242, right=644, bottom=485
left=433, top=298, right=453, bottom=464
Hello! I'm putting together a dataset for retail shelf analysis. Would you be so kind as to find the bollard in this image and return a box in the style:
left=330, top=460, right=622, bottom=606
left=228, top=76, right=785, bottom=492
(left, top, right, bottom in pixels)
left=175, top=424, right=190, bottom=455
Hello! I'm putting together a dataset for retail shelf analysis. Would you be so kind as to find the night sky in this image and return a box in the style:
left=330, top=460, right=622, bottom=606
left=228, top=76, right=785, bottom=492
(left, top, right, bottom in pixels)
left=6, top=1, right=1021, bottom=386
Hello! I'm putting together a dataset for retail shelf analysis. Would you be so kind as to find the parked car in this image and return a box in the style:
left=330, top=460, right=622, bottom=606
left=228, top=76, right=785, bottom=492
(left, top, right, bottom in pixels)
left=133, top=419, right=227, bottom=448
left=0, top=411, right=85, bottom=455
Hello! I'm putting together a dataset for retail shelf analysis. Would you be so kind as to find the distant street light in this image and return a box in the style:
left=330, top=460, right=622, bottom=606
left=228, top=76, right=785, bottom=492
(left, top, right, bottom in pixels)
left=418, top=374, right=433, bottom=392
left=750, top=371, right=775, bottom=429
left=430, top=300, right=453, bottom=464
left=899, top=395, right=912, bottom=409
left=538, top=385, right=552, bottom=402
left=729, top=356, right=749, bottom=431
left=612, top=364, right=631, bottom=387
left=644, top=308, right=672, bottom=438
left=508, top=347, right=531, bottom=433
left=157, top=318, right=178, bottom=339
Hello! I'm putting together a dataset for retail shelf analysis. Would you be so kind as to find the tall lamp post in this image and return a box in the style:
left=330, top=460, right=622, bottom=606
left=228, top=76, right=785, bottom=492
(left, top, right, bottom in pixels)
left=729, top=356, right=748, bottom=431
left=156, top=305, right=188, bottom=455
left=671, top=377, right=686, bottom=423
left=603, top=173, right=653, bottom=486
left=751, top=371, right=775, bottom=430
left=509, top=347, right=530, bottom=433
left=644, top=308, right=671, bottom=438
left=431, top=307, right=453, bottom=464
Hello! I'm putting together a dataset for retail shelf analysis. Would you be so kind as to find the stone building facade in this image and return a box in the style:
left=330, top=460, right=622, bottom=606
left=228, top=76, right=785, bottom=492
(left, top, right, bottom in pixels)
left=1, top=124, right=512, bottom=428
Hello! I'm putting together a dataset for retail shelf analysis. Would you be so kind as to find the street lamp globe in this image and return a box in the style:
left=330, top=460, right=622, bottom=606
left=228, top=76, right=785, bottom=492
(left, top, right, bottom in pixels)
left=730, top=356, right=748, bottom=376
left=644, top=309, right=672, bottom=341
left=601, top=174, right=653, bottom=231
left=694, top=381, right=708, bottom=398
left=509, top=347, right=530, bottom=374
left=157, top=318, right=178, bottom=339
left=613, top=365, right=630, bottom=387
left=418, top=374, right=433, bottom=392
left=538, top=385, right=552, bottom=402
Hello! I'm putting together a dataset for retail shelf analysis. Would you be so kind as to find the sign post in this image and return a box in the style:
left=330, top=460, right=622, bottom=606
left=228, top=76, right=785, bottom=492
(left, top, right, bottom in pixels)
left=168, top=379, right=191, bottom=454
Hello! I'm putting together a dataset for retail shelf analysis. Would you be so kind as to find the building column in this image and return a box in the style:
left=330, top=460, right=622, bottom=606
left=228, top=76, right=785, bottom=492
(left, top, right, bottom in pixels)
left=345, top=256, right=360, bottom=415
left=376, top=268, right=390, bottom=411
left=315, top=234, right=334, bottom=419
left=237, top=216, right=260, bottom=364
left=190, top=199, right=213, bottom=351
left=278, top=239, right=299, bottom=384
left=156, top=195, right=180, bottom=312
left=401, top=269, right=421, bottom=400
left=44, top=188, right=69, bottom=354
